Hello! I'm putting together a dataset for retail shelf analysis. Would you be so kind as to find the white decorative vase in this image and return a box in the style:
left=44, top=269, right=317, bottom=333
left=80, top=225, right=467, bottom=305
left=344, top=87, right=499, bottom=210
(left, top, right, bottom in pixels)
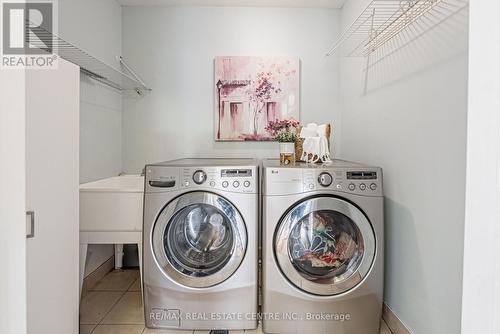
left=279, top=142, right=296, bottom=165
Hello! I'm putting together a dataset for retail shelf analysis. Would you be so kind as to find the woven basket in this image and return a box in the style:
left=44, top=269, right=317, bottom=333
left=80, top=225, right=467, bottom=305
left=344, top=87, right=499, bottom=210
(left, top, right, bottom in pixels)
left=295, top=124, right=331, bottom=162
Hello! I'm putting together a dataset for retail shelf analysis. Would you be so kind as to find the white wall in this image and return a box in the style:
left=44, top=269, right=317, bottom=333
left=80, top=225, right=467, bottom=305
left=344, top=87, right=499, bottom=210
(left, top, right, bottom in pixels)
left=121, top=6, right=340, bottom=173
left=339, top=1, right=469, bottom=333
left=0, top=69, right=27, bottom=334
left=59, top=0, right=123, bottom=276
left=461, top=2, right=500, bottom=333
left=59, top=0, right=123, bottom=184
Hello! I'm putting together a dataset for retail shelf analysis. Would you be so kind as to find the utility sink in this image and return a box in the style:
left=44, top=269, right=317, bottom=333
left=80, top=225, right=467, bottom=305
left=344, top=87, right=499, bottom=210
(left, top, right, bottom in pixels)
left=79, top=175, right=144, bottom=232
left=79, top=175, right=145, bottom=299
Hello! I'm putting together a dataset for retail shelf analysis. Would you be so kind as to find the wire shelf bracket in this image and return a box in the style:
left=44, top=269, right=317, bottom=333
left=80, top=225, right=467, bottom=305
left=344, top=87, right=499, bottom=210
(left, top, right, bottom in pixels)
left=326, top=0, right=469, bottom=57
left=28, top=24, right=151, bottom=95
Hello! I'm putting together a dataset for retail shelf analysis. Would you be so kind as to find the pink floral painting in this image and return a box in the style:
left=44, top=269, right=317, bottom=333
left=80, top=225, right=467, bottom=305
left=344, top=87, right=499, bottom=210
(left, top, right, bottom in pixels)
left=215, top=56, right=300, bottom=141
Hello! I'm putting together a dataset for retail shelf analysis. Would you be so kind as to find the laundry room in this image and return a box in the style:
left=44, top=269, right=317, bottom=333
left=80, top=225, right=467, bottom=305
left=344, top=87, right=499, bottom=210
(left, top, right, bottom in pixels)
left=1, top=1, right=498, bottom=334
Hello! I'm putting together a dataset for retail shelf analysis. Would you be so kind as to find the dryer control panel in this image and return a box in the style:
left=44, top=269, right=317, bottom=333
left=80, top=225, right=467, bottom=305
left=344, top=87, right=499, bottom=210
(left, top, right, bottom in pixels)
left=145, top=165, right=257, bottom=194
left=302, top=169, right=382, bottom=196
left=264, top=163, right=383, bottom=197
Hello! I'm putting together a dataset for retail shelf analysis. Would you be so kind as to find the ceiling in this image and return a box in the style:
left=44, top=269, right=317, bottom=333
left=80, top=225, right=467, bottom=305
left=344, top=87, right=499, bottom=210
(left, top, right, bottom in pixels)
left=117, top=0, right=347, bottom=8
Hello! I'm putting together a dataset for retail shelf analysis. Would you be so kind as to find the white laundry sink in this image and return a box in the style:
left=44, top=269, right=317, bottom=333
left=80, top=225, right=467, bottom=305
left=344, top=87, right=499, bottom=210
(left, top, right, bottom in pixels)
left=79, top=175, right=145, bottom=299
left=80, top=175, right=144, bottom=232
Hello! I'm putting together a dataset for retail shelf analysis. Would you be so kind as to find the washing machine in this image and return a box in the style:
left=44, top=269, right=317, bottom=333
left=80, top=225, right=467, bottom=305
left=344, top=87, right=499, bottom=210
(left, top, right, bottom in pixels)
left=143, top=158, right=259, bottom=330
left=262, top=159, right=384, bottom=334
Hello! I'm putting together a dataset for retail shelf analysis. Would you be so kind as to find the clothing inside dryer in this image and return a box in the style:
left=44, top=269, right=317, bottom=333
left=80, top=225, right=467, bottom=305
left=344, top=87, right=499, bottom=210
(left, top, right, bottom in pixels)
left=288, top=209, right=364, bottom=282
left=164, top=203, right=234, bottom=277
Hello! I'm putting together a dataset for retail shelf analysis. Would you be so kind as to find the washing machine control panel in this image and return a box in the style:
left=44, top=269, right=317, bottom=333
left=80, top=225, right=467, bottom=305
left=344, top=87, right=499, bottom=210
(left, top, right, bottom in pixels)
left=145, top=165, right=259, bottom=193
left=146, top=166, right=257, bottom=193
left=181, top=167, right=256, bottom=193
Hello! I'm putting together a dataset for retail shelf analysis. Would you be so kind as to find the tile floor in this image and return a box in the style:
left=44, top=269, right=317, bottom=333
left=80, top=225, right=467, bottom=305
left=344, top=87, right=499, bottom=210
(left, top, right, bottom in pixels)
left=80, top=269, right=393, bottom=334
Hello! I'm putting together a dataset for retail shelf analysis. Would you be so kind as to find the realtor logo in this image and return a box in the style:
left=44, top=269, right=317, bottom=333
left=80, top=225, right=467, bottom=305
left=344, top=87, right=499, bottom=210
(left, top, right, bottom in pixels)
left=1, top=0, right=57, bottom=68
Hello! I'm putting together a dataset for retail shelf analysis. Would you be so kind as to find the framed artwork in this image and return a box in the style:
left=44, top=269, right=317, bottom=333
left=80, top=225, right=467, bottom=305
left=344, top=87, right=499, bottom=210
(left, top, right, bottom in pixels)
left=214, top=56, right=300, bottom=141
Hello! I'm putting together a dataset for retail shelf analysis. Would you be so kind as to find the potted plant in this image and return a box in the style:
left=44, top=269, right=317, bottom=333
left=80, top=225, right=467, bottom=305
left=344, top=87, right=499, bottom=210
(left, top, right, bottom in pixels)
left=265, top=118, right=300, bottom=164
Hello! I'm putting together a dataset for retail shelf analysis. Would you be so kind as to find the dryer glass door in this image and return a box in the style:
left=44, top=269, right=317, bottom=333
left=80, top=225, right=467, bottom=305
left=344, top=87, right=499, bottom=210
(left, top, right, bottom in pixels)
left=152, top=191, right=247, bottom=288
left=275, top=196, right=375, bottom=296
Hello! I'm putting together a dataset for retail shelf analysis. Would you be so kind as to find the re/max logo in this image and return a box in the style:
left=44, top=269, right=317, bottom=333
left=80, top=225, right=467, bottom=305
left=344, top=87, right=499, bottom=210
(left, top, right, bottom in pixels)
left=149, top=308, right=180, bottom=321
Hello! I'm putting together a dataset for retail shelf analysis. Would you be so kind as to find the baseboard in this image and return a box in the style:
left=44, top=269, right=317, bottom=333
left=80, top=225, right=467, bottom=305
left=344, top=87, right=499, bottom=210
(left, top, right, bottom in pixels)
left=383, top=303, right=413, bottom=334
left=81, top=255, right=114, bottom=298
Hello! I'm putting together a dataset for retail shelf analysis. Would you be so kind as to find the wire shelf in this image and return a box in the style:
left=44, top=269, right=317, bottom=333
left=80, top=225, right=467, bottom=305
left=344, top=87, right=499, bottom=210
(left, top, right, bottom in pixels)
left=27, top=25, right=151, bottom=94
left=326, top=0, right=469, bottom=57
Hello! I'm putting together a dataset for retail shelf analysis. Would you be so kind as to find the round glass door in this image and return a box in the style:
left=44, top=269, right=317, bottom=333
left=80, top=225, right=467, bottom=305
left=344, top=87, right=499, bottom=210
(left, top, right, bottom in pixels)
left=152, top=192, right=247, bottom=288
left=275, top=196, right=375, bottom=296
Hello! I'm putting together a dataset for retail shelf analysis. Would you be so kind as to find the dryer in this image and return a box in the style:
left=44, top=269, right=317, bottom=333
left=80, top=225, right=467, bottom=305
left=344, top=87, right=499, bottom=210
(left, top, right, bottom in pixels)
left=262, top=159, right=384, bottom=334
left=143, top=158, right=259, bottom=330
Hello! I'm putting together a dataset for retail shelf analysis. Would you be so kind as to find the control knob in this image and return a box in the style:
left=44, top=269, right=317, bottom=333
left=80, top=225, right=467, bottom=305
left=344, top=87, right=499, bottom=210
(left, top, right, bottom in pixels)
left=192, top=170, right=207, bottom=185
left=318, top=172, right=333, bottom=187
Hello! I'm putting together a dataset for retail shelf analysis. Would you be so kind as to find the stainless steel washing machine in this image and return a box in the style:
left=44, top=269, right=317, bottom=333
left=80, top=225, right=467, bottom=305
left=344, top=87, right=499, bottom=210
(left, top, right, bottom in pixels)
left=262, top=159, right=384, bottom=334
left=143, top=158, right=259, bottom=330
